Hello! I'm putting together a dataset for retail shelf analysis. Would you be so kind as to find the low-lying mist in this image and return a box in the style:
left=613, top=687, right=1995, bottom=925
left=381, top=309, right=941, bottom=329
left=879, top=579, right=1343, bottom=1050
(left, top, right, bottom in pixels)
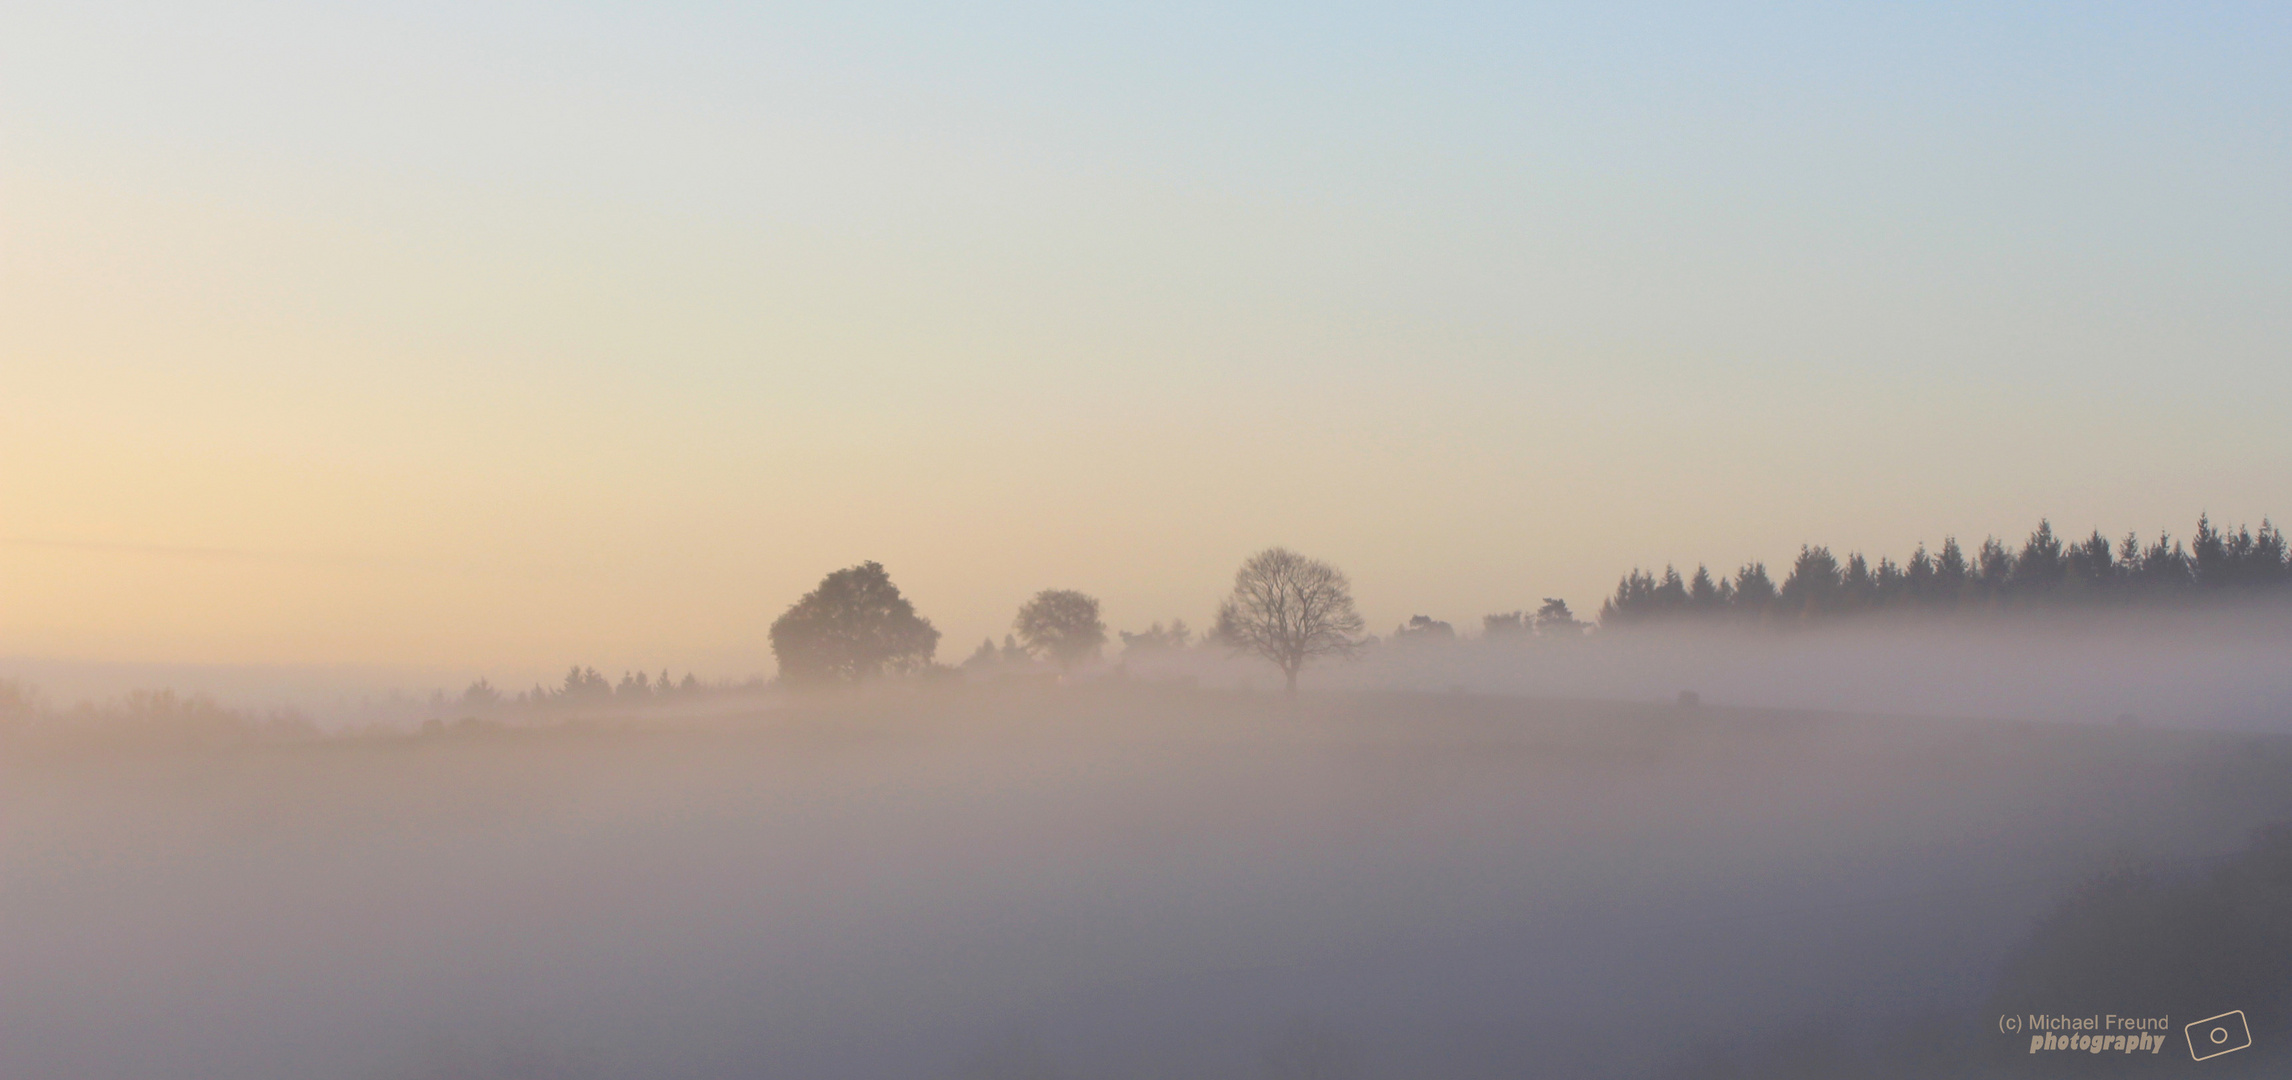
left=1335, top=610, right=2292, bottom=731
left=1104, top=609, right=2292, bottom=734
left=16, top=604, right=2290, bottom=736
left=6, top=676, right=2290, bottom=1078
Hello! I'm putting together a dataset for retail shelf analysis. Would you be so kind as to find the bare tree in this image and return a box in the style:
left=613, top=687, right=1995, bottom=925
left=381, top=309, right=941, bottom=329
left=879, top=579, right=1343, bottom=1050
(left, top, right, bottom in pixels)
left=1213, top=547, right=1365, bottom=693
left=1013, top=589, right=1106, bottom=671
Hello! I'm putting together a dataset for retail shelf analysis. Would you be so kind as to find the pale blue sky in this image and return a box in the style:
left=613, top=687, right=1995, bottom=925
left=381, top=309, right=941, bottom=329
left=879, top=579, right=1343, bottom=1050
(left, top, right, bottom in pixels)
left=3, top=2, right=2288, bottom=676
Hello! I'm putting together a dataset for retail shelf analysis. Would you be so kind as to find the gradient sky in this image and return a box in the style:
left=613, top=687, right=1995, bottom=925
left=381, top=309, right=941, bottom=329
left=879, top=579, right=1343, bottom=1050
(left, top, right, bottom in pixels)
left=4, top=2, right=2289, bottom=682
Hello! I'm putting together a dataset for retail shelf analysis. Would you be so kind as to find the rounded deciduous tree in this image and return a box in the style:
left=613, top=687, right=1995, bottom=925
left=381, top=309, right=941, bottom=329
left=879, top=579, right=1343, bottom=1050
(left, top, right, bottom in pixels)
left=769, top=562, right=940, bottom=685
left=1213, top=547, right=1364, bottom=693
left=1013, top=589, right=1107, bottom=671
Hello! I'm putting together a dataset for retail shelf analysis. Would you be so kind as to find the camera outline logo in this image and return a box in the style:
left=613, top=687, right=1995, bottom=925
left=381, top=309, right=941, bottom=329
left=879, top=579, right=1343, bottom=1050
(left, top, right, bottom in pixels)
left=2185, top=1011, right=2250, bottom=1061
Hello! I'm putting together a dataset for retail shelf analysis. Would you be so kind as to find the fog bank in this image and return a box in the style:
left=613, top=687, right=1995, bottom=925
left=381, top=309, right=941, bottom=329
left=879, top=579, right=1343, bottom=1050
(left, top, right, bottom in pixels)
left=6, top=688, right=2289, bottom=1078
left=1151, top=610, right=2292, bottom=731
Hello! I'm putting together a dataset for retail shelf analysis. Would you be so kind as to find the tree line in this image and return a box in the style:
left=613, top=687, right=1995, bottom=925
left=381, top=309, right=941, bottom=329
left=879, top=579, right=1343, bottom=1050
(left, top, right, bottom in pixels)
left=1602, top=515, right=2291, bottom=625
left=10, top=513, right=2284, bottom=731
left=491, top=667, right=762, bottom=708
left=770, top=549, right=1365, bottom=693
left=0, top=682, right=322, bottom=747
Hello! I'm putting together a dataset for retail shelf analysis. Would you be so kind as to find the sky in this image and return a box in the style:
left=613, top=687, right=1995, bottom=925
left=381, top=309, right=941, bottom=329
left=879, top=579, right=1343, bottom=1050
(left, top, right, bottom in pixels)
left=3, top=2, right=2289, bottom=684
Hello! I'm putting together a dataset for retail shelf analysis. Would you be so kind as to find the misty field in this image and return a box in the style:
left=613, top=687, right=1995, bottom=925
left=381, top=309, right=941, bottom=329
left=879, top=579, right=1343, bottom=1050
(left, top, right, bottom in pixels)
left=5, top=687, right=2289, bottom=1079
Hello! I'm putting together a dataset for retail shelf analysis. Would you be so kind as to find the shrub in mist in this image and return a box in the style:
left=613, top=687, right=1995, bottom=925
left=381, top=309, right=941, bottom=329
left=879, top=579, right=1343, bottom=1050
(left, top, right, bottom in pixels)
left=1390, top=615, right=1455, bottom=644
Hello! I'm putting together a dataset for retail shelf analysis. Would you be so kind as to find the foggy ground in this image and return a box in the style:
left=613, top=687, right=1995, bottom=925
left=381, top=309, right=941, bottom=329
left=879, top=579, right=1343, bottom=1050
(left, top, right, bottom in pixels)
left=6, top=686, right=2289, bottom=1078
left=1302, top=611, right=2292, bottom=732
left=7, top=607, right=2289, bottom=735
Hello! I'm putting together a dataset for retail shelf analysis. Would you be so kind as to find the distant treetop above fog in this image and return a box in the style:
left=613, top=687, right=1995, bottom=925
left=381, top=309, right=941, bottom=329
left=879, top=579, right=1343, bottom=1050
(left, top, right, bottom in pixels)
left=1601, top=516, right=2290, bottom=627
left=1392, top=615, right=1457, bottom=644
left=769, top=562, right=941, bottom=684
left=1013, top=589, right=1108, bottom=671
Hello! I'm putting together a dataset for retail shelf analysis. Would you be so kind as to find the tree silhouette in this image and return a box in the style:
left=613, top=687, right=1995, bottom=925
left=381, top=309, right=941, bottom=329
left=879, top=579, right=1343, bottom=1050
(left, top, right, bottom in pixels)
left=1535, top=597, right=1586, bottom=637
left=2065, top=529, right=2115, bottom=596
left=460, top=679, right=502, bottom=707
left=768, top=562, right=940, bottom=685
left=1934, top=537, right=1969, bottom=601
left=560, top=666, right=610, bottom=698
left=1391, top=615, right=1456, bottom=643
left=1688, top=565, right=1721, bottom=611
left=962, top=637, right=999, bottom=670
left=1594, top=515, right=2289, bottom=627
left=1975, top=537, right=2014, bottom=598
left=0, top=678, right=39, bottom=730
left=1013, top=589, right=1107, bottom=671
left=1481, top=611, right=1531, bottom=640
left=1118, top=620, right=1192, bottom=655
left=1780, top=546, right=1843, bottom=616
left=1213, top=547, right=1365, bottom=693
left=2192, top=514, right=2228, bottom=586
left=1732, top=563, right=1776, bottom=616
left=2011, top=519, right=2065, bottom=600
